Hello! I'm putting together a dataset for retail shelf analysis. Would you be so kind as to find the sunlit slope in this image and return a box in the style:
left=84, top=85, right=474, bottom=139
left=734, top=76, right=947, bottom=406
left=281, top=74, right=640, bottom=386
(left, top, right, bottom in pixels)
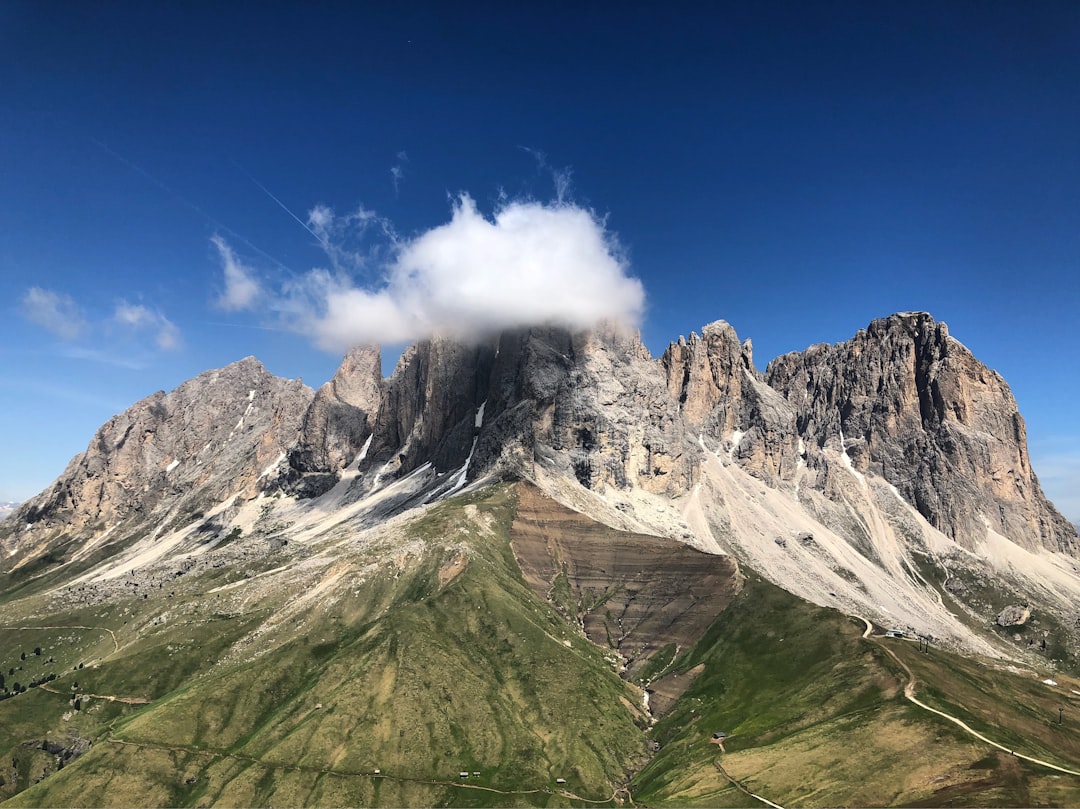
left=632, top=577, right=1080, bottom=808
left=4, top=482, right=1080, bottom=808
left=3, top=486, right=650, bottom=808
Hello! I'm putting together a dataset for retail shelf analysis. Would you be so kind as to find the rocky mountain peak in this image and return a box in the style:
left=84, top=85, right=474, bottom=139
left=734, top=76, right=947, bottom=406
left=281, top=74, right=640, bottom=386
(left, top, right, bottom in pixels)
left=281, top=346, right=384, bottom=497
left=766, top=313, right=1076, bottom=554
left=662, top=319, right=797, bottom=479
left=1, top=359, right=313, bottom=568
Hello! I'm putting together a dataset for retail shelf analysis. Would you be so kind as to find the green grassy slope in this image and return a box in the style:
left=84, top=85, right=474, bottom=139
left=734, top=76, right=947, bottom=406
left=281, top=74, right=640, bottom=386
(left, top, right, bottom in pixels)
left=3, top=483, right=1080, bottom=807
left=630, top=576, right=1080, bottom=808
left=3, top=486, right=649, bottom=807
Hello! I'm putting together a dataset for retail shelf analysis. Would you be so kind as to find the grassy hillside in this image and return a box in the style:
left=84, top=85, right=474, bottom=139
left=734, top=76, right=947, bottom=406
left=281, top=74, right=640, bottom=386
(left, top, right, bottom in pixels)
left=630, top=576, right=1080, bottom=807
left=2, top=483, right=1080, bottom=807
left=2, top=485, right=649, bottom=807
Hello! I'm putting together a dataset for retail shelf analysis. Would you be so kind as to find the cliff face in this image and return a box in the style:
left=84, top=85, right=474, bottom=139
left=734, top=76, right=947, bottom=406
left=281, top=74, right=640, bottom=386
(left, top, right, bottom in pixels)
left=285, top=345, right=383, bottom=497
left=661, top=321, right=799, bottom=481
left=4, top=312, right=1076, bottom=583
left=765, top=312, right=1076, bottom=554
left=1, top=358, right=312, bottom=565
left=265, top=312, right=1077, bottom=560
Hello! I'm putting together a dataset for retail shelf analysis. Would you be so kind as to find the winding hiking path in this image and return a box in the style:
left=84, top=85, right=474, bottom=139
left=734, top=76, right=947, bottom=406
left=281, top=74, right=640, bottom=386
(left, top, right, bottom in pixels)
left=2, top=623, right=120, bottom=654
left=713, top=759, right=785, bottom=809
left=38, top=683, right=151, bottom=704
left=873, top=639, right=1080, bottom=778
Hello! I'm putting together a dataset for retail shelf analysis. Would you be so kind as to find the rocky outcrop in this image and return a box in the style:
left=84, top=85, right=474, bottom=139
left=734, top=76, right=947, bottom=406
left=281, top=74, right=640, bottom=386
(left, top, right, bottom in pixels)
left=374, top=337, right=495, bottom=476
left=287, top=324, right=696, bottom=501
left=765, top=312, right=1077, bottom=554
left=995, top=605, right=1031, bottom=627
left=284, top=345, right=383, bottom=497
left=1, top=358, right=312, bottom=568
left=662, top=321, right=799, bottom=480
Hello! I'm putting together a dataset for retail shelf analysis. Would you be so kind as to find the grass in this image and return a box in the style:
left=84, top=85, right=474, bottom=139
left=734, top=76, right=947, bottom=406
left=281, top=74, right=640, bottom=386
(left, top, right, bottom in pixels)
left=631, top=575, right=1080, bottom=808
left=4, top=483, right=1080, bottom=807
left=3, top=485, right=647, bottom=807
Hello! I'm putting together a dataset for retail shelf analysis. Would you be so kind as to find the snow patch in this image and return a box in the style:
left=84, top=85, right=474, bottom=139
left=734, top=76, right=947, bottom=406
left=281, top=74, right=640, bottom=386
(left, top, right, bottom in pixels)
left=1043, top=678, right=1058, bottom=686
left=258, top=452, right=287, bottom=480
left=248, top=389, right=255, bottom=401
left=443, top=438, right=478, bottom=498
left=356, top=433, right=373, bottom=463
left=165, top=459, right=180, bottom=473
left=475, top=400, right=487, bottom=429
left=728, top=430, right=745, bottom=460
left=838, top=425, right=865, bottom=486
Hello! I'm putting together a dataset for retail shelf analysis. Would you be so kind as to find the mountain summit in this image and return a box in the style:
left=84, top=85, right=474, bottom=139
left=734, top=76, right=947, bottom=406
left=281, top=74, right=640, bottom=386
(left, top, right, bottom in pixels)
left=3, top=314, right=1076, bottom=648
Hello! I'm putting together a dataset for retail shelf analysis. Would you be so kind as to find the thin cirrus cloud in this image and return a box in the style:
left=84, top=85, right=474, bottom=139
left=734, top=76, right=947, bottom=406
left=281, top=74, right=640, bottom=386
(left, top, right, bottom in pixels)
left=390, top=150, right=408, bottom=196
left=19, top=287, right=88, bottom=340
left=214, top=194, right=646, bottom=352
left=19, top=286, right=181, bottom=354
left=112, top=301, right=182, bottom=351
left=211, top=235, right=263, bottom=311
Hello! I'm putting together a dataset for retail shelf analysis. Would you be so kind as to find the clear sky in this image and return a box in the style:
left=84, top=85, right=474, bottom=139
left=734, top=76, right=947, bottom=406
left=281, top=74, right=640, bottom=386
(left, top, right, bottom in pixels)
left=2, top=3, right=1078, bottom=520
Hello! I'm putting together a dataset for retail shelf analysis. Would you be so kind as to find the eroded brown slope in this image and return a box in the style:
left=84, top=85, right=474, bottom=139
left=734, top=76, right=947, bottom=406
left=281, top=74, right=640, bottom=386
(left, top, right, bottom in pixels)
left=510, top=482, right=741, bottom=679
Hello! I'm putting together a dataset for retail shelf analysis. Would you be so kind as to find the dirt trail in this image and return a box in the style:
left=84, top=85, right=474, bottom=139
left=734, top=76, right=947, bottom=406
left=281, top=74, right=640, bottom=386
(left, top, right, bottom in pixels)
left=2, top=624, right=120, bottom=654
left=38, top=684, right=151, bottom=704
left=873, top=640, right=1080, bottom=778
left=713, top=759, right=785, bottom=809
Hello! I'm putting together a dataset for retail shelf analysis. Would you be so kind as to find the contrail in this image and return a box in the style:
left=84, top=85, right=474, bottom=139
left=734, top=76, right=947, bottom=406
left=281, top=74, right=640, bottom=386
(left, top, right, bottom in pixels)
left=231, top=160, right=325, bottom=244
left=87, top=136, right=297, bottom=275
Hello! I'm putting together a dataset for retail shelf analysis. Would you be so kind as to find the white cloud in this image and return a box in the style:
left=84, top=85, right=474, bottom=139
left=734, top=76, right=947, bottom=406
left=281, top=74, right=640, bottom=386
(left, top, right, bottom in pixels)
left=20, top=287, right=87, bottom=340
left=294, top=194, right=644, bottom=351
left=213, top=193, right=646, bottom=352
left=304, top=204, right=394, bottom=274
left=113, top=302, right=182, bottom=351
left=212, top=235, right=262, bottom=311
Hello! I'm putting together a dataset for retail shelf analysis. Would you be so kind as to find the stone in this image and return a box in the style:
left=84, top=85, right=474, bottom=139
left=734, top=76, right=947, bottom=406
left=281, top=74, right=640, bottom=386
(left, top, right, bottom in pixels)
left=996, top=605, right=1032, bottom=627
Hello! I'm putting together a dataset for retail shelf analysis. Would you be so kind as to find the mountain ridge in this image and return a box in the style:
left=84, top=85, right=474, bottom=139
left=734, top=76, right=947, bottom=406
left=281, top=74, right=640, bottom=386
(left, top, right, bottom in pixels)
left=2, top=312, right=1077, bottom=665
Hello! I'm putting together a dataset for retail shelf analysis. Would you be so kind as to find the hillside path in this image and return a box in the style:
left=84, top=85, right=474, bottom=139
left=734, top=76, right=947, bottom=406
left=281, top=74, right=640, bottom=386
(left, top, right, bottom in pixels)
left=873, top=639, right=1080, bottom=778
left=2, top=623, right=120, bottom=653
left=714, top=759, right=785, bottom=809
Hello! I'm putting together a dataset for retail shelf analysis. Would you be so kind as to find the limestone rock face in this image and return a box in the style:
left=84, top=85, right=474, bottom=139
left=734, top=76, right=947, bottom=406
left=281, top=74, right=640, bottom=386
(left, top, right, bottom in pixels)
left=765, top=312, right=1076, bottom=554
left=2, top=358, right=312, bottom=562
left=284, top=345, right=383, bottom=497
left=470, top=325, right=695, bottom=497
left=373, top=336, right=496, bottom=477
left=662, top=321, right=799, bottom=480
left=4, top=311, right=1076, bottom=595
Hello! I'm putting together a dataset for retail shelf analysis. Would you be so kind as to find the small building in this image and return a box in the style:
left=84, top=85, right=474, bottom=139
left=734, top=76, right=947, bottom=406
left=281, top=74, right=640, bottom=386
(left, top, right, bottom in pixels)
left=556, top=778, right=567, bottom=785
left=459, top=772, right=469, bottom=779
left=709, top=732, right=728, bottom=745
left=885, top=629, right=905, bottom=638
left=373, top=769, right=380, bottom=776
left=472, top=772, right=480, bottom=778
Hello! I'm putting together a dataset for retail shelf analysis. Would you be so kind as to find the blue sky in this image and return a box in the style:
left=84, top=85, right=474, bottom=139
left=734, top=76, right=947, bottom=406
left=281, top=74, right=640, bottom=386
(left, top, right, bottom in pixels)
left=1, top=3, right=1078, bottom=520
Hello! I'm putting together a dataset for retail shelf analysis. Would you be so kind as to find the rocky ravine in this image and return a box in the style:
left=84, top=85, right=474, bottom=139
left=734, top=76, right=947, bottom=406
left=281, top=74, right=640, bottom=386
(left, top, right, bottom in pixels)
left=2, top=312, right=1077, bottom=662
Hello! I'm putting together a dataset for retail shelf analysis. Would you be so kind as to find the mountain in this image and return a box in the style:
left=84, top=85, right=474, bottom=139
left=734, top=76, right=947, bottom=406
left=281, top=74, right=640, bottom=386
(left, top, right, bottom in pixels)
left=0, top=503, right=17, bottom=521
left=1, top=312, right=1079, bottom=807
